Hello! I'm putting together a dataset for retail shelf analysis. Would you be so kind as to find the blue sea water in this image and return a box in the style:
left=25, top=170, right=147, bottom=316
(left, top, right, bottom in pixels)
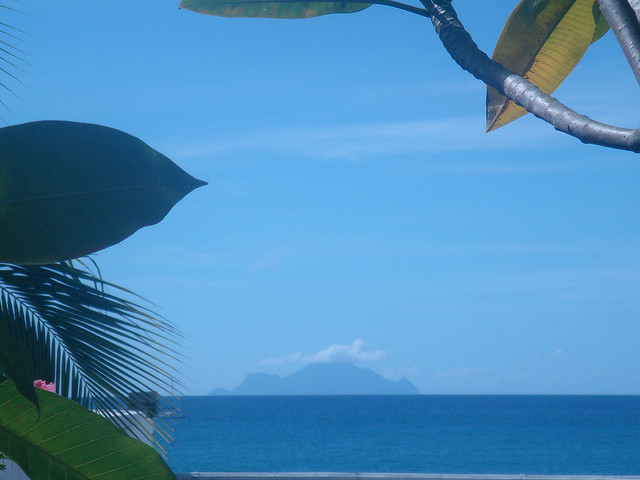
left=158, top=395, right=640, bottom=475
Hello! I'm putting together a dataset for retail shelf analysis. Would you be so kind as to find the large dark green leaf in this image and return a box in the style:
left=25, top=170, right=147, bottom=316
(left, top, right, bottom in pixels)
left=486, top=0, right=609, bottom=131
left=0, top=121, right=206, bottom=265
left=0, top=379, right=176, bottom=480
left=179, top=0, right=371, bottom=19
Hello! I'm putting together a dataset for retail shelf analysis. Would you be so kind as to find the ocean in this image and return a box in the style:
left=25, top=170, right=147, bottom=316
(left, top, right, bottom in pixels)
left=158, top=395, right=640, bottom=475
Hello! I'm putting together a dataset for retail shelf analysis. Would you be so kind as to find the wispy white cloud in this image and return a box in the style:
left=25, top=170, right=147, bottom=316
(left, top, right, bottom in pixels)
left=309, top=339, right=388, bottom=363
left=248, top=251, right=281, bottom=272
left=356, top=78, right=481, bottom=103
left=262, top=339, right=388, bottom=365
left=262, top=353, right=305, bottom=366
left=168, top=116, right=574, bottom=163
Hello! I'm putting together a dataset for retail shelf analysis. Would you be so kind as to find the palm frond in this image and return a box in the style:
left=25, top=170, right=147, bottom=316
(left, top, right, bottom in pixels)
left=0, top=1, right=28, bottom=120
left=0, top=262, right=182, bottom=443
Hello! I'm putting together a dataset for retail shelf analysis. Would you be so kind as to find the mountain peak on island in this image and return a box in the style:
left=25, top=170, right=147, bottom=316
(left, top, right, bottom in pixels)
left=210, top=362, right=420, bottom=395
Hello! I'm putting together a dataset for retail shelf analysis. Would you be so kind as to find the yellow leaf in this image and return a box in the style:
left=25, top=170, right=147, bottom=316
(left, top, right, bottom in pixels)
left=486, top=0, right=609, bottom=132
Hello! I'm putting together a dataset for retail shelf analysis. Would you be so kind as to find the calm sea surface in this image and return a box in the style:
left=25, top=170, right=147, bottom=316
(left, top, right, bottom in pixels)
left=158, top=395, right=640, bottom=475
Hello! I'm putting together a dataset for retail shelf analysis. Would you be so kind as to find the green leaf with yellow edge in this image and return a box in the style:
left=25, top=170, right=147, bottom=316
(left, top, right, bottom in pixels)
left=0, top=121, right=206, bottom=265
left=179, top=0, right=371, bottom=19
left=0, top=379, right=177, bottom=480
left=486, top=0, right=609, bottom=132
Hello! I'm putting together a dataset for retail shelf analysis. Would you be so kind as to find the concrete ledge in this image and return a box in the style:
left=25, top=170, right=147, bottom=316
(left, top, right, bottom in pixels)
left=175, top=473, right=640, bottom=480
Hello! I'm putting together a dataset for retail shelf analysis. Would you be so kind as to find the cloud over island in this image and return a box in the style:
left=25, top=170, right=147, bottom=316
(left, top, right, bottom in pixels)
left=263, top=339, right=388, bottom=366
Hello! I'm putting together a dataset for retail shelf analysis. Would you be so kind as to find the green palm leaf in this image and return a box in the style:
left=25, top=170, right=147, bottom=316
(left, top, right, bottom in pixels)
left=0, top=378, right=176, bottom=480
left=0, top=261, right=182, bottom=442
left=0, top=2, right=27, bottom=119
left=179, top=0, right=371, bottom=19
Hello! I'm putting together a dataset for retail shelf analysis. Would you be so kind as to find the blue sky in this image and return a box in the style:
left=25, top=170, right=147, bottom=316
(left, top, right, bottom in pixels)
left=8, top=1, right=640, bottom=394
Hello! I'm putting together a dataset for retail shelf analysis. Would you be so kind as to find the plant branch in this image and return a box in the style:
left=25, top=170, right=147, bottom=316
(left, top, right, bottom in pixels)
left=371, top=0, right=429, bottom=17
left=421, top=0, right=640, bottom=152
left=598, top=0, right=640, bottom=86
left=626, top=0, right=640, bottom=22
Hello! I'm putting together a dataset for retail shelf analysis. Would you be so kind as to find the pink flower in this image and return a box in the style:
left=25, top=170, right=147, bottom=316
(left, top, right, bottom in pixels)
left=34, top=379, right=56, bottom=393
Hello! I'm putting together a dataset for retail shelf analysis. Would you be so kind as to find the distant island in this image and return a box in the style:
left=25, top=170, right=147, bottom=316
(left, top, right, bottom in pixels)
left=210, top=362, right=420, bottom=395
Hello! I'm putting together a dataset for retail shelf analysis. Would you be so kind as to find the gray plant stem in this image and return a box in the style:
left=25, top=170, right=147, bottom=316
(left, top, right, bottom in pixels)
left=598, top=0, right=640, bottom=86
left=626, top=0, right=640, bottom=23
left=422, top=0, right=640, bottom=152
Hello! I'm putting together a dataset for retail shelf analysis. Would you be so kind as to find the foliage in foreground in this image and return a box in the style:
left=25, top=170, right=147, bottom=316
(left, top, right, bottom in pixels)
left=0, top=120, right=206, bottom=265
left=180, top=0, right=640, bottom=151
left=179, top=0, right=610, bottom=131
left=0, top=261, right=181, bottom=426
left=0, top=0, right=636, bottom=478
left=0, top=118, right=204, bottom=477
left=0, top=379, right=176, bottom=480
left=486, top=0, right=610, bottom=131
left=0, top=11, right=204, bottom=479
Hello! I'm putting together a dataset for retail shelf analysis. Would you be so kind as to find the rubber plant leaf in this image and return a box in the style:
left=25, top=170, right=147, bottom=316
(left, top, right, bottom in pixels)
left=179, top=0, right=371, bottom=19
left=486, top=0, right=610, bottom=132
left=0, top=379, right=177, bottom=480
left=0, top=121, right=207, bottom=265
left=0, top=312, right=38, bottom=411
